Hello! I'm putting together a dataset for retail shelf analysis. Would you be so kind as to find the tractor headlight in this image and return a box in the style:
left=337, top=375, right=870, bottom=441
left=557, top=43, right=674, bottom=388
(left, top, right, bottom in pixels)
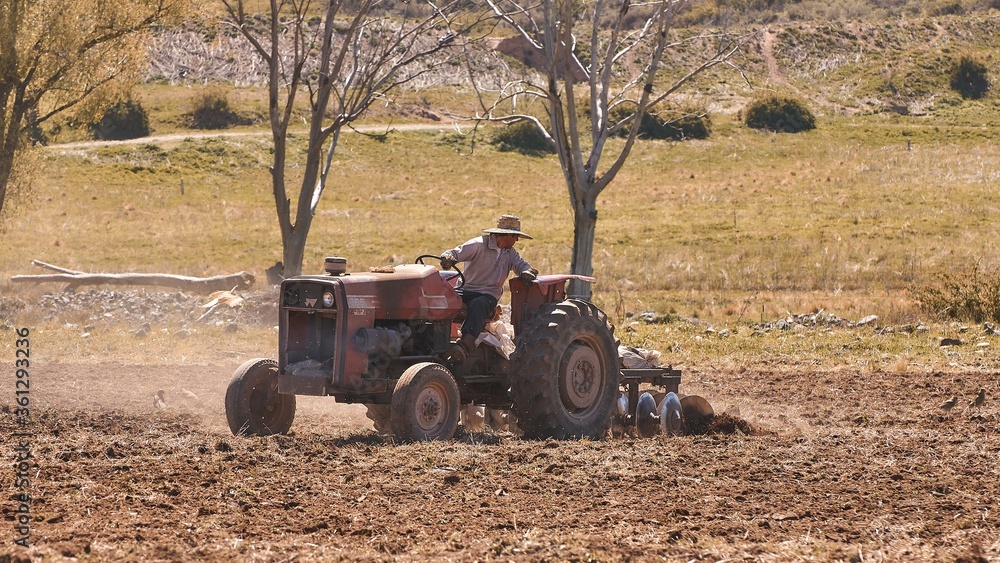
left=322, top=291, right=335, bottom=308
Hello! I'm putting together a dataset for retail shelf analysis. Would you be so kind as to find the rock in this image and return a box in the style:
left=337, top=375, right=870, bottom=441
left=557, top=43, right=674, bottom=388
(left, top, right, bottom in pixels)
left=856, top=315, right=878, bottom=326
left=133, top=322, right=151, bottom=337
left=638, top=311, right=658, bottom=323
left=180, top=388, right=202, bottom=404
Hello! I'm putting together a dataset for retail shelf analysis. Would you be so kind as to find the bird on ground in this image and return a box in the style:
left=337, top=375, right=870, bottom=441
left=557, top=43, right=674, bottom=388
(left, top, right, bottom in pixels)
left=970, top=388, right=986, bottom=410
left=939, top=396, right=958, bottom=415
left=153, top=389, right=168, bottom=409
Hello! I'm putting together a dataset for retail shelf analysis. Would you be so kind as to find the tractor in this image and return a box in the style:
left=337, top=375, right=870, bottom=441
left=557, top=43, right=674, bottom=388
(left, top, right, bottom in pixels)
left=225, top=256, right=713, bottom=441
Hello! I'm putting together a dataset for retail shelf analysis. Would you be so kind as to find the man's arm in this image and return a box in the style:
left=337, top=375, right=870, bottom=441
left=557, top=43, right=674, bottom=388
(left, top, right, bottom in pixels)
left=511, top=251, right=534, bottom=277
left=440, top=237, right=484, bottom=267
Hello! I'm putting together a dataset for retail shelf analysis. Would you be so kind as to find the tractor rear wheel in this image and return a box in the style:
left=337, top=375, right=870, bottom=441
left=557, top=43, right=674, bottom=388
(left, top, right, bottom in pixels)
left=365, top=404, right=391, bottom=434
left=390, top=362, right=460, bottom=441
left=509, top=300, right=620, bottom=440
left=225, top=358, right=296, bottom=436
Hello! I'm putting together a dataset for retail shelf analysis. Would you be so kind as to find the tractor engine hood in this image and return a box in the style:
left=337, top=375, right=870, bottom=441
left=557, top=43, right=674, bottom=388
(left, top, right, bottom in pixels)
left=283, top=264, right=463, bottom=321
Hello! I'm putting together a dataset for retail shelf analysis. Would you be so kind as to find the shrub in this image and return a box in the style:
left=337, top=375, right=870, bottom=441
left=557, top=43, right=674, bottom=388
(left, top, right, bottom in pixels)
left=26, top=110, right=46, bottom=145
left=610, top=105, right=712, bottom=141
left=915, top=263, right=1000, bottom=322
left=742, top=94, right=816, bottom=133
left=926, top=0, right=965, bottom=15
left=90, top=100, right=150, bottom=140
left=190, top=89, right=242, bottom=129
left=949, top=56, right=991, bottom=100
left=491, top=121, right=554, bottom=156
left=662, top=112, right=712, bottom=140
left=674, top=3, right=719, bottom=27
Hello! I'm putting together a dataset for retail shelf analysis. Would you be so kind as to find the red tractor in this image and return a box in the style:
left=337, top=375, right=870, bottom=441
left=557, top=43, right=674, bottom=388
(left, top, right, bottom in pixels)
left=226, top=256, right=711, bottom=441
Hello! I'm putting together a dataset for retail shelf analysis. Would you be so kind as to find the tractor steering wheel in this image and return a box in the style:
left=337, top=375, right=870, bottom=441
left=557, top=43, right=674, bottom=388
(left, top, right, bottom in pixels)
left=416, top=254, right=465, bottom=288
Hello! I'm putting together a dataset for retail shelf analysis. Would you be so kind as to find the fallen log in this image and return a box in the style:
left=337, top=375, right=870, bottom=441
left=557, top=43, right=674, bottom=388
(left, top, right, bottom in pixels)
left=31, top=260, right=83, bottom=274
left=12, top=265, right=255, bottom=293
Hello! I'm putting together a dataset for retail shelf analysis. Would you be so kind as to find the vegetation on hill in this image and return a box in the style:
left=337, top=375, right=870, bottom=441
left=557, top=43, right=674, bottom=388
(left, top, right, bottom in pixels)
left=121, top=12, right=1000, bottom=137
left=680, top=0, right=999, bottom=25
left=758, top=17, right=1000, bottom=114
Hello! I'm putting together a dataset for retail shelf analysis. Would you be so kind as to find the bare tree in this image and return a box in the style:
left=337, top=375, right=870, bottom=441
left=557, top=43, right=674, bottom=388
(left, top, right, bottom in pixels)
left=474, top=0, right=749, bottom=298
left=222, top=0, right=472, bottom=277
left=0, top=0, right=176, bottom=221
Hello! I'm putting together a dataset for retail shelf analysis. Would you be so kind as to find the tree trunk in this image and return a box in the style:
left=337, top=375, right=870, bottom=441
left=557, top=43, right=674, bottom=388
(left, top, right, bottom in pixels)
left=568, top=199, right=598, bottom=300
left=282, top=136, right=324, bottom=278
left=281, top=226, right=309, bottom=278
left=0, top=147, right=13, bottom=218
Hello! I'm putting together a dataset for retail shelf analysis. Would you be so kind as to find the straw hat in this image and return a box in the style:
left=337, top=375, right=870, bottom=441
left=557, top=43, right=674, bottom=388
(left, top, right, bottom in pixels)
left=483, top=214, right=533, bottom=239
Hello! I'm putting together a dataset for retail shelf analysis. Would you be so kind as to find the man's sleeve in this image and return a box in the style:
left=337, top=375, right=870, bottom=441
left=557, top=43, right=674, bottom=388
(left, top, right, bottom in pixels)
left=442, top=237, right=481, bottom=263
left=512, top=252, right=533, bottom=275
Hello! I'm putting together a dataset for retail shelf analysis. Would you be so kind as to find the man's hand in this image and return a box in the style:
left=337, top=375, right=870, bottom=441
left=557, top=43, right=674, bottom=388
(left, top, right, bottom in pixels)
left=440, top=256, right=456, bottom=270
left=519, top=268, right=538, bottom=283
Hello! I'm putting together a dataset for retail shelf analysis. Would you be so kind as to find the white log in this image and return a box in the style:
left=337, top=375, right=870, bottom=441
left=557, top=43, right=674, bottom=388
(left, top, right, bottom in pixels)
left=11, top=270, right=255, bottom=292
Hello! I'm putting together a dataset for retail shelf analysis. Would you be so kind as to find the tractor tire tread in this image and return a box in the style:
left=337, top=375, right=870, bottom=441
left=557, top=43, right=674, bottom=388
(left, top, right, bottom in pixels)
left=508, top=300, right=619, bottom=440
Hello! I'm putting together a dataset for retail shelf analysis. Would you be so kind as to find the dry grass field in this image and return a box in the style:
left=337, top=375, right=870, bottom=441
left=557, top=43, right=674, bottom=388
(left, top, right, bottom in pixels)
left=3, top=12, right=1000, bottom=562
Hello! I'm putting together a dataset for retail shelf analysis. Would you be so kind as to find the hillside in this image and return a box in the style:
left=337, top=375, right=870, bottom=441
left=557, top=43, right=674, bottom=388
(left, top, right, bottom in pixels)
left=141, top=12, right=1000, bottom=120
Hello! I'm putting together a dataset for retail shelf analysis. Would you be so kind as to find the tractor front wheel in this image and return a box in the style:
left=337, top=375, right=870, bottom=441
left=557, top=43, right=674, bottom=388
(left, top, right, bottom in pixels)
left=390, top=363, right=460, bottom=441
left=225, top=358, right=296, bottom=436
left=509, top=300, right=620, bottom=440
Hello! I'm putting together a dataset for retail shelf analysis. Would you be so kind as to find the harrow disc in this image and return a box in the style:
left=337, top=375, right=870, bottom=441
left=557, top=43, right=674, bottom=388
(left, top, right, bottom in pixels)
left=635, top=392, right=659, bottom=438
left=680, top=394, right=715, bottom=433
left=659, top=392, right=683, bottom=436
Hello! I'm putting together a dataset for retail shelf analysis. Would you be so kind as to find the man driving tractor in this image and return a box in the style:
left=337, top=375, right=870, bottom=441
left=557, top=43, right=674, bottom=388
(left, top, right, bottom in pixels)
left=440, top=214, right=538, bottom=362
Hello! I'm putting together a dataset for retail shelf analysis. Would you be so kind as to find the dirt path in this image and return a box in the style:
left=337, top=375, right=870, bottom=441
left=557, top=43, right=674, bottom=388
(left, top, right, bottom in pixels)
left=47, top=122, right=458, bottom=151
left=2, top=361, right=997, bottom=561
left=760, top=28, right=785, bottom=87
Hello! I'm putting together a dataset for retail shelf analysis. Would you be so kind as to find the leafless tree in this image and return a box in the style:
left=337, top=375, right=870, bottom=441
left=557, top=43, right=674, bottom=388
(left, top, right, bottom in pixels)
left=473, top=0, right=750, bottom=298
left=222, top=0, right=472, bottom=277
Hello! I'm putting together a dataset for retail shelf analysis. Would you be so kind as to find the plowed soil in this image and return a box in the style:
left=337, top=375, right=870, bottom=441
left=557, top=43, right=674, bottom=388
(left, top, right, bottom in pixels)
left=2, top=359, right=998, bottom=562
